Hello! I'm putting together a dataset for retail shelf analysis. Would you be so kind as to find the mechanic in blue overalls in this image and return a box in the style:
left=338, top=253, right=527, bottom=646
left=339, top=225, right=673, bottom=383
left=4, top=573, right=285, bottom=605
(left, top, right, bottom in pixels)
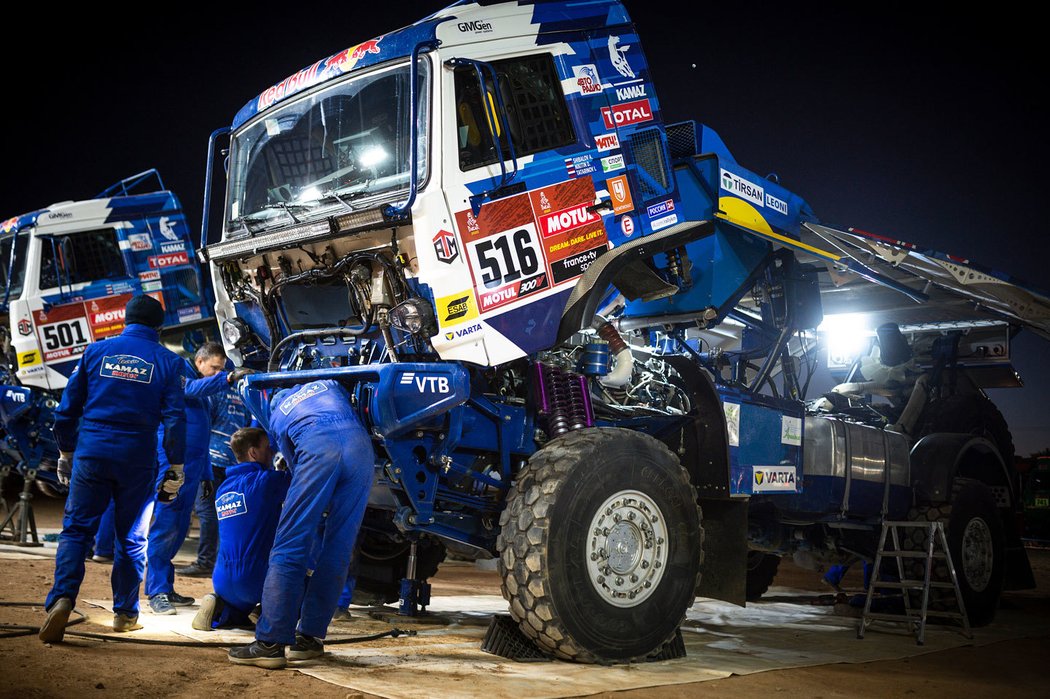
left=176, top=385, right=254, bottom=578
left=144, top=342, right=234, bottom=615
left=193, top=426, right=290, bottom=630
left=228, top=380, right=374, bottom=668
left=40, top=295, right=187, bottom=642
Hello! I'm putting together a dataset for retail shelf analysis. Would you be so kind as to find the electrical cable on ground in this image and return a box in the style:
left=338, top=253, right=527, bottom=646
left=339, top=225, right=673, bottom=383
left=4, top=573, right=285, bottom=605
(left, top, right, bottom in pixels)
left=0, top=601, right=416, bottom=647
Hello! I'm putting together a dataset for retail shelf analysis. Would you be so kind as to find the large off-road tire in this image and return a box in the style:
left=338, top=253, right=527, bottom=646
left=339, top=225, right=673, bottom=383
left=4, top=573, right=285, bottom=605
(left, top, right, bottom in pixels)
left=920, top=393, right=1015, bottom=466
left=352, top=534, right=446, bottom=605
left=745, top=551, right=780, bottom=601
left=905, top=478, right=1005, bottom=626
left=497, top=427, right=703, bottom=663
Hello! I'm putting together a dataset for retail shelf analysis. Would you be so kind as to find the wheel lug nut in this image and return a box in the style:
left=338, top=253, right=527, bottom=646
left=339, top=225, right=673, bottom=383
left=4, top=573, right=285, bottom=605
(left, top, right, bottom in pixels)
left=628, top=512, right=636, bottom=520
left=629, top=591, right=637, bottom=599
left=616, top=577, right=624, bottom=586
left=654, top=561, right=662, bottom=569
left=651, top=515, right=658, bottom=523
left=597, top=575, right=605, bottom=584
left=590, top=553, right=598, bottom=561
left=641, top=561, right=649, bottom=569
left=644, top=581, right=652, bottom=588
left=593, top=528, right=602, bottom=535
left=657, top=537, right=664, bottom=545
left=614, top=514, right=621, bottom=522
left=630, top=574, right=638, bottom=583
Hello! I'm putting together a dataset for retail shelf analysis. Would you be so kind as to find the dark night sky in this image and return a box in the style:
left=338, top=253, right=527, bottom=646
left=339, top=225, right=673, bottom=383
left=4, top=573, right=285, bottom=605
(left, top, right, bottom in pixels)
left=4, top=3, right=1047, bottom=453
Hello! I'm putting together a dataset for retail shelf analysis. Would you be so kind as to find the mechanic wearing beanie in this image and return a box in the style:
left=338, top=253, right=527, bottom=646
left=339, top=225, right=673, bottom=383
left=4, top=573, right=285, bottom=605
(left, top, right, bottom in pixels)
left=41, top=294, right=188, bottom=641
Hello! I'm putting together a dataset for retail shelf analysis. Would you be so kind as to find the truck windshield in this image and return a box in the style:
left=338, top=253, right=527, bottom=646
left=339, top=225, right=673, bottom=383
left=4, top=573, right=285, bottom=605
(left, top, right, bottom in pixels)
left=0, top=234, right=28, bottom=301
left=225, top=59, right=429, bottom=232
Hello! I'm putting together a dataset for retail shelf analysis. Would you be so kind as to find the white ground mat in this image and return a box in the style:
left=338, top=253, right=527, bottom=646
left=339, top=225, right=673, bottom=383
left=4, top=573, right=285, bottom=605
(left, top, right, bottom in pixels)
left=78, top=586, right=1047, bottom=699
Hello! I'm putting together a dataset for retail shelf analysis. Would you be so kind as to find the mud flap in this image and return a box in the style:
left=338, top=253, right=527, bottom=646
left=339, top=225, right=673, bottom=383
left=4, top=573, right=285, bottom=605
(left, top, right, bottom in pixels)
left=696, top=497, right=748, bottom=606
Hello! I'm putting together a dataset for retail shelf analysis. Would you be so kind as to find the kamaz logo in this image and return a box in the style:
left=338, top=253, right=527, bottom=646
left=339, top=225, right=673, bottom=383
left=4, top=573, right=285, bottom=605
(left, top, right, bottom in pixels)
left=100, top=354, right=155, bottom=384
left=399, top=372, right=451, bottom=394
left=615, top=85, right=646, bottom=101
left=458, top=20, right=493, bottom=33
left=103, top=362, right=148, bottom=376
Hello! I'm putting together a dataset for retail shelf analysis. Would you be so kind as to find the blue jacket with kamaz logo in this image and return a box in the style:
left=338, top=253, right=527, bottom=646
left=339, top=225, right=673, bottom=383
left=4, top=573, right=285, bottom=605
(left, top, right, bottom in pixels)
left=156, top=359, right=228, bottom=480
left=53, top=323, right=187, bottom=465
left=209, top=388, right=253, bottom=471
left=268, top=380, right=355, bottom=471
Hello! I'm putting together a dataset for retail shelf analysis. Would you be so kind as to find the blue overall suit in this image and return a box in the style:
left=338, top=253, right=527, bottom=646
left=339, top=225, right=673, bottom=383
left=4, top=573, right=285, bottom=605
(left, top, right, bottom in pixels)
left=192, top=388, right=253, bottom=570
left=144, top=361, right=227, bottom=598
left=255, top=380, right=374, bottom=645
left=45, top=324, right=186, bottom=617
left=210, top=461, right=290, bottom=627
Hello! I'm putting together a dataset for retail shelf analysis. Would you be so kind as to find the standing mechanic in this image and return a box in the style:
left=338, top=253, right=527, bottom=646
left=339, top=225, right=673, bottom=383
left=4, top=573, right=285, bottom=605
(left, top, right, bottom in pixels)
left=177, top=384, right=253, bottom=578
left=40, top=295, right=187, bottom=642
left=193, top=427, right=290, bottom=630
left=228, top=380, right=374, bottom=668
left=145, top=342, right=236, bottom=614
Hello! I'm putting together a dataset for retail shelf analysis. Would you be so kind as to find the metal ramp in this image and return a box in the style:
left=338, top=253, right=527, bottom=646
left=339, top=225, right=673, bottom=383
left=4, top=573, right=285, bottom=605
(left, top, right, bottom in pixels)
left=858, top=520, right=971, bottom=645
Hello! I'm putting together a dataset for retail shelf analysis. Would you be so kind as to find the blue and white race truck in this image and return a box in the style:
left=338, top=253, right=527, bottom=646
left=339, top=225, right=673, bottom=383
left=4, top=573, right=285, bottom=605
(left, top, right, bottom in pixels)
left=1, top=170, right=213, bottom=497
left=200, top=1, right=1050, bottom=662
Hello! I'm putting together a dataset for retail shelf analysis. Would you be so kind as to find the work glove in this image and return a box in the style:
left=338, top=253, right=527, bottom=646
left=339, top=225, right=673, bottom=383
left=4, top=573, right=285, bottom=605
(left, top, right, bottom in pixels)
left=57, top=452, right=74, bottom=486
left=227, top=367, right=258, bottom=385
left=202, top=479, right=214, bottom=499
left=157, top=463, right=185, bottom=504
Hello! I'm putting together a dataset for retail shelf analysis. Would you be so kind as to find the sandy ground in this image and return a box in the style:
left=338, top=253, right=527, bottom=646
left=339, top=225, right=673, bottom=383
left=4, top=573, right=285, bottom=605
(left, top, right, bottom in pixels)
left=1, top=496, right=1048, bottom=698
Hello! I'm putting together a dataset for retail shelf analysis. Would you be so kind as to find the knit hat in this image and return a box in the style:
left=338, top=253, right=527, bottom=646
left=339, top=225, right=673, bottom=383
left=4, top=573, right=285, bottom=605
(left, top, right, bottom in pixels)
left=125, top=295, right=165, bottom=328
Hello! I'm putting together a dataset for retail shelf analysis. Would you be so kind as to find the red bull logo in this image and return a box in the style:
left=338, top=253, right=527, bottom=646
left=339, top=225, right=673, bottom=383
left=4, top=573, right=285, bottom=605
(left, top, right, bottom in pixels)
left=324, top=38, right=383, bottom=77
left=258, top=60, right=324, bottom=112
left=1, top=217, right=19, bottom=234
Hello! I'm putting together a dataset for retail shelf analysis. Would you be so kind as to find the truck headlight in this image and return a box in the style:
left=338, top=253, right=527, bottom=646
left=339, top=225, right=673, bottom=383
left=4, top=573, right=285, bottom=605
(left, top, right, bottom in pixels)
left=221, top=318, right=250, bottom=347
left=389, top=297, right=436, bottom=336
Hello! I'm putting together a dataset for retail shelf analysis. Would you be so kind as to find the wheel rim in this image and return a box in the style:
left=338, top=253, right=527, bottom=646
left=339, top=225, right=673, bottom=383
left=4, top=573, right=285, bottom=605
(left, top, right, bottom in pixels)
left=960, top=517, right=994, bottom=592
left=585, top=489, right=668, bottom=608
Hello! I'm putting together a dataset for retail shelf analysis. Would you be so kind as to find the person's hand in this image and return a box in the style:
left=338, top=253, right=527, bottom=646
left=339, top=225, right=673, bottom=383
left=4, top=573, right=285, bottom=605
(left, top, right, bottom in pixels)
left=227, top=367, right=258, bottom=385
left=158, top=464, right=185, bottom=503
left=202, top=480, right=214, bottom=498
left=57, top=452, right=74, bottom=486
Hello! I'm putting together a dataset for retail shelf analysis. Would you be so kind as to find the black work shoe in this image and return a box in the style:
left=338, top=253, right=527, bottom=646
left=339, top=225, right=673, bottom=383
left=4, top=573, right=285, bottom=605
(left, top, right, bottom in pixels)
left=39, top=598, right=73, bottom=643
left=229, top=640, right=287, bottom=669
left=286, top=633, right=324, bottom=661
left=192, top=593, right=222, bottom=631
left=176, top=562, right=213, bottom=578
left=168, top=591, right=195, bottom=606
left=149, top=594, right=176, bottom=615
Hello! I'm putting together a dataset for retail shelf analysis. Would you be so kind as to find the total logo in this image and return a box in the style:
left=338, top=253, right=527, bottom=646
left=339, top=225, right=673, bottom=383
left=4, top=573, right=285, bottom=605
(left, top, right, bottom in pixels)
left=601, top=99, right=653, bottom=129
left=149, top=251, right=189, bottom=269
left=400, top=371, right=451, bottom=394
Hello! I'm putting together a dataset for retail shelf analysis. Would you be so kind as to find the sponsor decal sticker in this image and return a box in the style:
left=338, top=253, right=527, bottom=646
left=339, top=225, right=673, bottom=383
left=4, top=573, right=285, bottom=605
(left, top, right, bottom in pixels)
left=608, top=35, right=635, bottom=79
left=160, top=242, right=184, bottom=255
left=442, top=323, right=482, bottom=342
left=646, top=200, right=675, bottom=219
left=158, top=216, right=179, bottom=242
left=216, top=492, right=248, bottom=520
left=607, top=175, right=634, bottom=215
left=650, top=213, right=678, bottom=231
left=399, top=371, right=451, bottom=393
left=766, top=192, right=789, bottom=215
left=614, top=84, right=646, bottom=101
left=139, top=270, right=161, bottom=282
left=177, top=305, right=203, bottom=323
left=437, top=291, right=479, bottom=326
left=433, top=229, right=460, bottom=264
left=100, top=354, right=155, bottom=384
left=149, top=251, right=190, bottom=269
left=600, top=154, right=625, bottom=173
left=128, top=233, right=152, bottom=251
left=601, top=99, right=653, bottom=129
left=457, top=19, right=493, bottom=34
left=279, top=382, right=329, bottom=415
left=17, top=318, right=32, bottom=336
left=549, top=245, right=605, bottom=285
left=723, top=402, right=740, bottom=447
left=538, top=204, right=600, bottom=238
left=720, top=168, right=765, bottom=207
left=572, top=64, right=603, bottom=94
left=17, top=350, right=40, bottom=368
left=781, top=415, right=802, bottom=446
left=620, top=215, right=635, bottom=237
left=594, top=132, right=620, bottom=152
left=142, top=281, right=163, bottom=292
left=753, top=466, right=798, bottom=493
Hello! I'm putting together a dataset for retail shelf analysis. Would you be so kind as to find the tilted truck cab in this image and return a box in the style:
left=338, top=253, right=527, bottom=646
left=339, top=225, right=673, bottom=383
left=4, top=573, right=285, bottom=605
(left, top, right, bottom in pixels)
left=202, top=1, right=1048, bottom=662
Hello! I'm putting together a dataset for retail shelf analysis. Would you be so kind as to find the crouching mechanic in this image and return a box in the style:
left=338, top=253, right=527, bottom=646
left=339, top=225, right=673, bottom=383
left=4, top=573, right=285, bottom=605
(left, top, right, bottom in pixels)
left=229, top=380, right=374, bottom=668
left=40, top=295, right=187, bottom=642
left=145, top=342, right=241, bottom=615
left=193, top=427, right=290, bottom=630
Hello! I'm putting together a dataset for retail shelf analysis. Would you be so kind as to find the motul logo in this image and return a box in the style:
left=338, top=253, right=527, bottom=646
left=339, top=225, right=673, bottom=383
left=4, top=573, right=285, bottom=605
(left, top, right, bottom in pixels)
left=539, top=204, right=599, bottom=238
left=600, top=99, right=654, bottom=129
left=94, top=310, right=125, bottom=324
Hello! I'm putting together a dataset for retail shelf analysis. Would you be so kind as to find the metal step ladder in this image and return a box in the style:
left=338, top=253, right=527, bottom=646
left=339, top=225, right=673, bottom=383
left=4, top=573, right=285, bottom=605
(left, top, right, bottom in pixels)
left=857, top=520, right=971, bottom=645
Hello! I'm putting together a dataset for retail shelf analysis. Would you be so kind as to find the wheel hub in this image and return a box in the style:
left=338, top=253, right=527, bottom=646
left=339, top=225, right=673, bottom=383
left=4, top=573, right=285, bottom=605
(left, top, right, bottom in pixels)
left=585, top=489, right=668, bottom=608
left=960, top=517, right=993, bottom=592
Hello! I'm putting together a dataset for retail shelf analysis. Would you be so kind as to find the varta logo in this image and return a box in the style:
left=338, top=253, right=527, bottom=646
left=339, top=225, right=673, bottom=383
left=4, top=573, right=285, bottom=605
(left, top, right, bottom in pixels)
left=443, top=323, right=481, bottom=342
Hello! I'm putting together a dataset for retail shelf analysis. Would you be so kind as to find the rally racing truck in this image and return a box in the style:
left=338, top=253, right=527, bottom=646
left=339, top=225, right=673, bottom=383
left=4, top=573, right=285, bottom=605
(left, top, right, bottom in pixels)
left=1, top=169, right=213, bottom=499
left=201, top=1, right=1049, bottom=662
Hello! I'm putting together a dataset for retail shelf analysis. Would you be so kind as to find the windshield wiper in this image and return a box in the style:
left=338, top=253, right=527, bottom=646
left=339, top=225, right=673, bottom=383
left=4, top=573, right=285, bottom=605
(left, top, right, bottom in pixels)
left=260, top=202, right=313, bottom=225
left=228, top=216, right=260, bottom=237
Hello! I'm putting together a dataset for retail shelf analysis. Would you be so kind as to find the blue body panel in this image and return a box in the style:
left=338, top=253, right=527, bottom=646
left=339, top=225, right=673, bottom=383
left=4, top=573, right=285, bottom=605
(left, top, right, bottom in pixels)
left=717, top=386, right=803, bottom=496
